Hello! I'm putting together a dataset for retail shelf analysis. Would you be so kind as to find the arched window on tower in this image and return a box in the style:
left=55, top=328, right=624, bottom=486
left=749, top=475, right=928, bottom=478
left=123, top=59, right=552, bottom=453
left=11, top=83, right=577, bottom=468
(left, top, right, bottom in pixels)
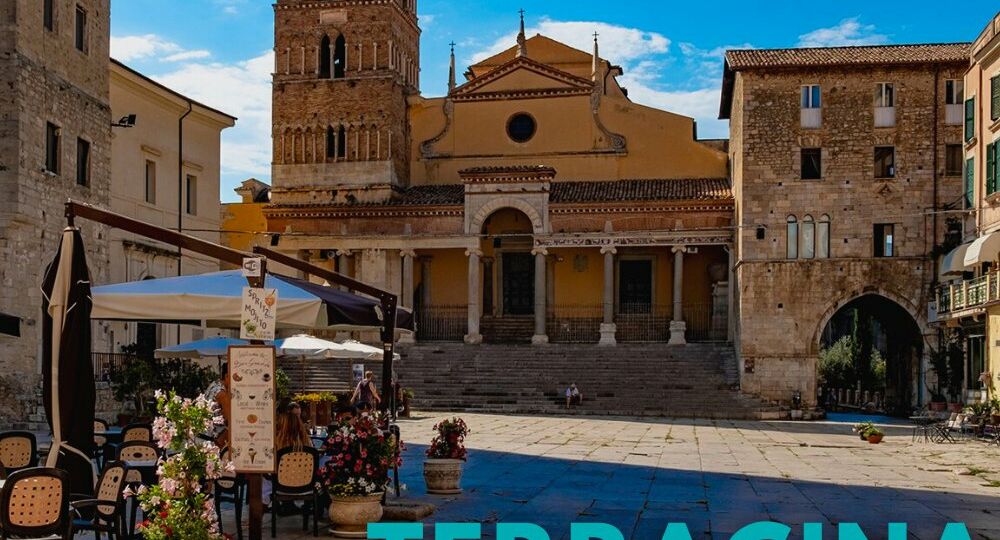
left=800, top=215, right=815, bottom=259
left=319, top=35, right=331, bottom=78
left=786, top=215, right=798, bottom=259
left=337, top=125, right=347, bottom=158
left=818, top=214, right=831, bottom=258
left=326, top=126, right=336, bottom=160
left=334, top=35, right=346, bottom=79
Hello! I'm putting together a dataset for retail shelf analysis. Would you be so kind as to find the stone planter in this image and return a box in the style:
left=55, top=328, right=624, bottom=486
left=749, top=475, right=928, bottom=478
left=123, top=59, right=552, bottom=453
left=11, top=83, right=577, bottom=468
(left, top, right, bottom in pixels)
left=423, top=458, right=464, bottom=494
left=328, top=492, right=384, bottom=538
left=929, top=401, right=947, bottom=412
left=947, top=403, right=963, bottom=413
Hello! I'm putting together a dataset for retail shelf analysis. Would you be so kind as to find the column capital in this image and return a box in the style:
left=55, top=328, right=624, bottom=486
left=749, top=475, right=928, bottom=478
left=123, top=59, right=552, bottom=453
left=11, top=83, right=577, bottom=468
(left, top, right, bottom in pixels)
left=336, top=249, right=354, bottom=257
left=399, top=248, right=417, bottom=258
left=600, top=245, right=617, bottom=255
left=671, top=245, right=688, bottom=254
left=531, top=247, right=548, bottom=256
left=465, top=248, right=483, bottom=258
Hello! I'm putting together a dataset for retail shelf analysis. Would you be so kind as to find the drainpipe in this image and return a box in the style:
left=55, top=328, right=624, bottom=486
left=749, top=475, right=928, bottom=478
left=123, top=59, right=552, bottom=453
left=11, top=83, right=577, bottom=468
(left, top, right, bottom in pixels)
left=177, top=101, right=192, bottom=346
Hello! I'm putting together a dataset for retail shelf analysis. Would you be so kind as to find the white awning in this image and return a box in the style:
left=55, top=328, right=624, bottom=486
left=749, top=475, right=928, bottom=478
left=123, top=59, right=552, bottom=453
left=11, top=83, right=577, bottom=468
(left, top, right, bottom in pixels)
left=964, top=232, right=1000, bottom=266
left=940, top=242, right=972, bottom=277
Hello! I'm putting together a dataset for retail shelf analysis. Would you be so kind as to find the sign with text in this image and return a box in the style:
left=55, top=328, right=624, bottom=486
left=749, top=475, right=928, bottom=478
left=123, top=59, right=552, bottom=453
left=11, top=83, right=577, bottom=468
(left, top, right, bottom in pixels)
left=228, top=346, right=277, bottom=474
left=240, top=287, right=277, bottom=341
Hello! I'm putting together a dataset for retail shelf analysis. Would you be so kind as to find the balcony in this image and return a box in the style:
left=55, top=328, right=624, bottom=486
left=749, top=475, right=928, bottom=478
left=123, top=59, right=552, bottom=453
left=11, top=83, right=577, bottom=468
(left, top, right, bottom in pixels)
left=936, top=271, right=1000, bottom=316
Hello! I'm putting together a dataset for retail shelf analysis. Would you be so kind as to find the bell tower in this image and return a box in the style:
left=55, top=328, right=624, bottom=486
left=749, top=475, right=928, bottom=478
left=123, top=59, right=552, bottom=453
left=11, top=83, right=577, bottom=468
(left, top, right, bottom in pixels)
left=271, top=0, right=420, bottom=204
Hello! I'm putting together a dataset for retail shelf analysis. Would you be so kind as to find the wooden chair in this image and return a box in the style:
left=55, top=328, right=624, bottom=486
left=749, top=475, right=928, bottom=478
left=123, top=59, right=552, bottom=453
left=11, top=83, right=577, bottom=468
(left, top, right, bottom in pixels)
left=270, top=446, right=320, bottom=538
left=215, top=448, right=246, bottom=540
left=0, top=431, right=38, bottom=474
left=70, top=460, right=128, bottom=540
left=93, top=419, right=109, bottom=469
left=0, top=467, right=72, bottom=539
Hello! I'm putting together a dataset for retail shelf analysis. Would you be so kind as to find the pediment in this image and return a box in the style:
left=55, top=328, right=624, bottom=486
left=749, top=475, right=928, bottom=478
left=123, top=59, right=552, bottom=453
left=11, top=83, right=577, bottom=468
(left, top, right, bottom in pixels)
left=452, top=56, right=593, bottom=100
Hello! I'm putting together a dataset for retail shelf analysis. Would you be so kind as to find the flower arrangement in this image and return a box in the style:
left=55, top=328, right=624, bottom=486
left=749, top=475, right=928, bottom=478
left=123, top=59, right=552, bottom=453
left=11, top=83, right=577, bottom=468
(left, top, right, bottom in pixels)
left=319, top=412, right=401, bottom=497
left=127, top=390, right=233, bottom=540
left=426, top=417, right=469, bottom=461
left=293, top=392, right=338, bottom=404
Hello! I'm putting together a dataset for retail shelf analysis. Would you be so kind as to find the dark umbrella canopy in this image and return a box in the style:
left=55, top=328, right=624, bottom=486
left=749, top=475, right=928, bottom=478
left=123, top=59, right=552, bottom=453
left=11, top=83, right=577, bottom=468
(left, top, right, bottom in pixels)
left=273, top=274, right=414, bottom=331
left=41, top=228, right=95, bottom=496
left=0, top=312, right=20, bottom=337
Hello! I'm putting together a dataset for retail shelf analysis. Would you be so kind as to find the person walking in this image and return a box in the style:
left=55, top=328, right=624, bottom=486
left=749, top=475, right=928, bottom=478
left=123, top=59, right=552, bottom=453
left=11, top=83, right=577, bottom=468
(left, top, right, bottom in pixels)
left=351, top=370, right=381, bottom=412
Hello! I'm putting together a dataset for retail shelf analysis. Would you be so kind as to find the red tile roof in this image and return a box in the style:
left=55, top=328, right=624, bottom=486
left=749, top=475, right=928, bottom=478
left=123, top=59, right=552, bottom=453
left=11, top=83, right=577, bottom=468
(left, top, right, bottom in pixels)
left=724, top=42, right=970, bottom=70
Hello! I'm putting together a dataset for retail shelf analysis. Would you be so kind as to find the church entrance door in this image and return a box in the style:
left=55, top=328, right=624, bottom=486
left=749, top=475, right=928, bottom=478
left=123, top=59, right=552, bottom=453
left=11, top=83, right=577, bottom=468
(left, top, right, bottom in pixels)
left=501, top=251, right=535, bottom=316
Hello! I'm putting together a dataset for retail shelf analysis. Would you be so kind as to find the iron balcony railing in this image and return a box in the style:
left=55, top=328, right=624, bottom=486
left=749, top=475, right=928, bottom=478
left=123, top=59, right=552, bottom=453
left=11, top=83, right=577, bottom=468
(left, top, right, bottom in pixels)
left=937, top=271, right=1000, bottom=315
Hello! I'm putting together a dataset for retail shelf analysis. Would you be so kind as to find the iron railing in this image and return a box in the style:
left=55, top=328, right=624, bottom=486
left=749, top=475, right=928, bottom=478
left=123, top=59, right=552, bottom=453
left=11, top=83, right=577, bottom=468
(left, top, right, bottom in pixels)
left=415, top=305, right=467, bottom=341
left=92, top=352, right=136, bottom=381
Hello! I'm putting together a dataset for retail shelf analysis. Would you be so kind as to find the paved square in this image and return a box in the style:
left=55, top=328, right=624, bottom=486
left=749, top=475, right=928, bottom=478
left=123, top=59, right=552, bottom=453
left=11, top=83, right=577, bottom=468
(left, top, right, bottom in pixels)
left=221, top=413, right=1000, bottom=539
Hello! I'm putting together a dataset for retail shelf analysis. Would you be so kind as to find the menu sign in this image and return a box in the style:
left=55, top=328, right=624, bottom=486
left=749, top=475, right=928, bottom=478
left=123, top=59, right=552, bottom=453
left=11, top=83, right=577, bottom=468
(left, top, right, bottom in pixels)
left=228, top=346, right=277, bottom=474
left=240, top=287, right=277, bottom=341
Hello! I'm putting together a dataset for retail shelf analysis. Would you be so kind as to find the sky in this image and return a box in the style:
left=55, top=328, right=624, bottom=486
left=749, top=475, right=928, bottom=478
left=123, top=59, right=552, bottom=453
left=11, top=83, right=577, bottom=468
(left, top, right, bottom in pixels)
left=109, top=1, right=998, bottom=202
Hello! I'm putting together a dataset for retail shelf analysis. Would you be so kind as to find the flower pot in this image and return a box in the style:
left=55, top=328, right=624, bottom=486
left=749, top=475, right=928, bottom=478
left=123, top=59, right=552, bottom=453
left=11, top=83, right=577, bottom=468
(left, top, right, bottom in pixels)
left=328, top=492, right=384, bottom=538
left=929, top=401, right=947, bottom=412
left=867, top=434, right=884, bottom=444
left=423, top=458, right=464, bottom=494
left=947, top=403, right=963, bottom=413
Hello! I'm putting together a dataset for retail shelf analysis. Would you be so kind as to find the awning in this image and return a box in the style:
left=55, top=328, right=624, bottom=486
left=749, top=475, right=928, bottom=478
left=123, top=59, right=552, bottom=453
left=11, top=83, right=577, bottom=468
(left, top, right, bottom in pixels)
left=940, top=242, right=973, bottom=277
left=964, top=232, right=1000, bottom=266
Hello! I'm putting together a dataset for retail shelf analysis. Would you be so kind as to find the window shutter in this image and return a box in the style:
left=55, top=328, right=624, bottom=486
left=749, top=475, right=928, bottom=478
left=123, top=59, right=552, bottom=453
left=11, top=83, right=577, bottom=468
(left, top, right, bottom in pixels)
left=966, top=98, right=976, bottom=142
left=992, top=75, right=1000, bottom=121
left=965, top=157, right=975, bottom=208
left=988, top=143, right=998, bottom=196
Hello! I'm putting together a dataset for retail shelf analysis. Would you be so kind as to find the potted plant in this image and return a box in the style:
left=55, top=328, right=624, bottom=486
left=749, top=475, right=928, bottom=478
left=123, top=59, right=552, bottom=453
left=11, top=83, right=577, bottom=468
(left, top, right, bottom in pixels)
left=401, top=388, right=415, bottom=418
left=424, top=417, right=469, bottom=494
left=320, top=413, right=401, bottom=537
left=865, top=427, right=885, bottom=444
left=853, top=421, right=876, bottom=441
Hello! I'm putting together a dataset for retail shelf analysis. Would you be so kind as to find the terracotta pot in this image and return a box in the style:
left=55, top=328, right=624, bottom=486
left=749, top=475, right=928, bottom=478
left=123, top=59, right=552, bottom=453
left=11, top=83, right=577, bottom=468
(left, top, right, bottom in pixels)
left=328, top=492, right=384, bottom=538
left=423, top=458, right=464, bottom=494
left=867, top=434, right=884, bottom=444
left=947, top=403, right=963, bottom=413
left=929, top=401, right=947, bottom=412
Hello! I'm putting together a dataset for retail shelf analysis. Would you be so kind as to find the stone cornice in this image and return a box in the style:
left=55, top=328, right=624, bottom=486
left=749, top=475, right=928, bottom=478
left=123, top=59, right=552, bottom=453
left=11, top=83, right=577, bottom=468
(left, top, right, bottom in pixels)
left=451, top=87, right=592, bottom=102
left=273, top=0, right=419, bottom=31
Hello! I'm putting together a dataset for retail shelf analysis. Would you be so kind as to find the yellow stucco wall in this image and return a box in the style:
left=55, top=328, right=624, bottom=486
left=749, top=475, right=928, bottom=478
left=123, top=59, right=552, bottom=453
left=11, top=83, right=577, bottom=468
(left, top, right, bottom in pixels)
left=221, top=202, right=268, bottom=255
left=418, top=248, right=468, bottom=306
left=988, top=305, right=1000, bottom=397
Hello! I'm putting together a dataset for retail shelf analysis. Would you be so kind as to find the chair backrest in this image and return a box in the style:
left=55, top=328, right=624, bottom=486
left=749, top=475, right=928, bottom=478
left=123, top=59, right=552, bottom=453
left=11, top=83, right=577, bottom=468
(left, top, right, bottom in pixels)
left=216, top=447, right=238, bottom=490
left=0, top=432, right=38, bottom=471
left=275, top=446, right=318, bottom=491
left=0, top=467, right=70, bottom=538
left=118, top=442, right=159, bottom=485
left=121, top=423, right=152, bottom=443
left=93, top=419, right=109, bottom=447
left=94, top=461, right=127, bottom=519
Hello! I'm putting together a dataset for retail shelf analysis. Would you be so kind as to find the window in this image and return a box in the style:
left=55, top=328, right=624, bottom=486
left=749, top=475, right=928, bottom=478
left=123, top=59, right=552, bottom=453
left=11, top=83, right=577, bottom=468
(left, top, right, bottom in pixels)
left=875, top=83, right=894, bottom=107
left=506, top=113, right=536, bottom=143
left=965, top=97, right=976, bottom=142
left=801, top=148, right=821, bottom=180
left=801, top=85, right=820, bottom=108
left=992, top=75, right=1000, bottom=122
left=74, top=5, right=87, bottom=52
left=988, top=142, right=998, bottom=197
left=945, top=80, right=964, bottom=105
left=945, top=144, right=963, bottom=176
left=319, top=36, right=331, bottom=78
left=44, top=0, right=54, bottom=31
left=185, top=174, right=197, bottom=215
left=75, top=138, right=89, bottom=186
left=786, top=216, right=798, bottom=259
left=874, top=224, right=895, bottom=257
left=874, top=146, right=895, bottom=178
left=965, top=157, right=975, bottom=209
left=817, top=215, right=831, bottom=259
left=45, top=122, right=60, bottom=174
left=144, top=160, right=156, bottom=204
left=800, top=215, right=815, bottom=259
left=333, top=35, right=346, bottom=79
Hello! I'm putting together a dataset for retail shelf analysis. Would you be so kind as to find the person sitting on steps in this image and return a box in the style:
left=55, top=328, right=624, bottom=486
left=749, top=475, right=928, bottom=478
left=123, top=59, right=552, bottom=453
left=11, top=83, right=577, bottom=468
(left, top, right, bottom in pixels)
left=566, top=383, right=583, bottom=409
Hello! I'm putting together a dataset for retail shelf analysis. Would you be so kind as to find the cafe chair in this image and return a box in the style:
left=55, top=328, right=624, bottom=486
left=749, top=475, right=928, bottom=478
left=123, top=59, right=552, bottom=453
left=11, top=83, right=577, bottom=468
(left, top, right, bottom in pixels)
left=93, top=419, right=109, bottom=469
left=118, top=442, right=160, bottom=539
left=270, top=446, right=320, bottom=538
left=215, top=447, right=246, bottom=540
left=0, top=467, right=72, bottom=539
left=70, top=460, right=128, bottom=540
left=120, top=423, right=152, bottom=443
left=0, top=431, right=38, bottom=474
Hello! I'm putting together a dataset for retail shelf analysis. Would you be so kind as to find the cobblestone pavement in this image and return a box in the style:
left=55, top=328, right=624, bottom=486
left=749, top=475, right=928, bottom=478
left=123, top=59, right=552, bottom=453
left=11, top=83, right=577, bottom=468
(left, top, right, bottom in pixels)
left=223, top=412, right=1000, bottom=540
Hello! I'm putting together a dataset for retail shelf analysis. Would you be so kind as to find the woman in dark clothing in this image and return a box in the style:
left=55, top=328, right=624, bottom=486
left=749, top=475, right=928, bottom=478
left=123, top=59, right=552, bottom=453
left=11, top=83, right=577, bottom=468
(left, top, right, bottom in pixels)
left=351, top=370, right=381, bottom=411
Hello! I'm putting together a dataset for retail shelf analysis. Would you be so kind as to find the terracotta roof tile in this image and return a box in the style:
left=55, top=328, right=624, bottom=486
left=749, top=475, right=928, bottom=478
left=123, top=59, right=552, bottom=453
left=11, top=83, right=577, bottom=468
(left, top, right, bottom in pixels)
left=725, top=43, right=970, bottom=70
left=551, top=178, right=732, bottom=203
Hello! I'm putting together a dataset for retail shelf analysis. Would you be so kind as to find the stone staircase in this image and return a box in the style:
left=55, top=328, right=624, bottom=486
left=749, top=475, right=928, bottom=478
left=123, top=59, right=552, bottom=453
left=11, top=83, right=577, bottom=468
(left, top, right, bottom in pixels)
left=481, top=316, right=534, bottom=343
left=283, top=343, right=783, bottom=419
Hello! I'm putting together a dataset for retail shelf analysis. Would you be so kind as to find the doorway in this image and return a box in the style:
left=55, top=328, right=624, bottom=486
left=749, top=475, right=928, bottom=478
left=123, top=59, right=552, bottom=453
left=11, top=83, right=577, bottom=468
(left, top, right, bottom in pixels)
left=501, top=252, right=534, bottom=315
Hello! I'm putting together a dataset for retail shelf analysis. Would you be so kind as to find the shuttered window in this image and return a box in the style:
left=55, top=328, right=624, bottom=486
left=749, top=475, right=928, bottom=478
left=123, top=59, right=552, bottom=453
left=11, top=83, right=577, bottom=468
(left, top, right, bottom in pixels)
left=988, top=142, right=998, bottom=196
left=992, top=75, right=1000, bottom=121
left=966, top=97, right=976, bottom=142
left=965, top=157, right=975, bottom=209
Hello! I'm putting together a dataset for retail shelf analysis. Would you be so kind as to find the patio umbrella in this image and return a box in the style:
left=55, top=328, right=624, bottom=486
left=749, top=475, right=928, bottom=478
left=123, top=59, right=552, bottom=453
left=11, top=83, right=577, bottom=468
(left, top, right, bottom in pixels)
left=154, top=336, right=250, bottom=359
left=274, top=334, right=342, bottom=358
left=329, top=339, right=400, bottom=361
left=90, top=270, right=414, bottom=332
left=0, top=311, right=20, bottom=337
left=40, top=228, right=96, bottom=496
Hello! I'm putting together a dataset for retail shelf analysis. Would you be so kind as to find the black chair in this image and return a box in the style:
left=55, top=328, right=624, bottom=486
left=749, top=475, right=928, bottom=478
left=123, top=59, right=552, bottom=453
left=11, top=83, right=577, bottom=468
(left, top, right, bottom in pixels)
left=0, top=467, right=72, bottom=539
left=215, top=448, right=247, bottom=540
left=117, top=441, right=161, bottom=538
left=0, top=431, right=38, bottom=474
left=270, top=446, right=320, bottom=538
left=70, top=460, right=128, bottom=540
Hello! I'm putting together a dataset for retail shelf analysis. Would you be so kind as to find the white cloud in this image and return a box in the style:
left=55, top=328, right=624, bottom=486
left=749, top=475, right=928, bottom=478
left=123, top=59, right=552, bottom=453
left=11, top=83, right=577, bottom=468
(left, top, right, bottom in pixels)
left=797, top=18, right=889, bottom=48
left=150, top=51, right=274, bottom=182
left=470, top=18, right=670, bottom=64
left=111, top=34, right=211, bottom=63
left=419, top=13, right=436, bottom=27
left=213, top=0, right=246, bottom=15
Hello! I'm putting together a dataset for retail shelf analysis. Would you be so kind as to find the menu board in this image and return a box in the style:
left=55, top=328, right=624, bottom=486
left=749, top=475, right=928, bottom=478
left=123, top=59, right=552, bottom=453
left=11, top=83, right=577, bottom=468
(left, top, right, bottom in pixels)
left=228, top=346, right=277, bottom=473
left=240, top=287, right=277, bottom=341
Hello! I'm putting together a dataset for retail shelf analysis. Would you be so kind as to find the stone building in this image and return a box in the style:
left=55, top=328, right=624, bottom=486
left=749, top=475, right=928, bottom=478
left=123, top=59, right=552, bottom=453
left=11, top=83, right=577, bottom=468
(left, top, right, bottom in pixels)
left=103, top=60, right=236, bottom=357
left=264, top=1, right=733, bottom=348
left=720, top=43, right=969, bottom=410
left=0, top=0, right=111, bottom=419
left=934, top=12, right=1000, bottom=404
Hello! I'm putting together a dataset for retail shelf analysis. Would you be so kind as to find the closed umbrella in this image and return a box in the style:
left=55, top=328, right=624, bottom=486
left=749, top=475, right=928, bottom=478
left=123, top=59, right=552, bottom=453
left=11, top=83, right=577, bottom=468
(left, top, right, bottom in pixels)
left=40, top=228, right=95, bottom=495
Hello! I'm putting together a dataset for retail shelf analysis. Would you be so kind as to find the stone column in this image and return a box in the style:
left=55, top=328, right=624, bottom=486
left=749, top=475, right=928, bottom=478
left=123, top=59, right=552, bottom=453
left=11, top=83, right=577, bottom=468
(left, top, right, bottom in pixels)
left=464, top=248, right=483, bottom=344
left=335, top=249, right=354, bottom=341
left=398, top=249, right=416, bottom=344
left=531, top=247, right=548, bottom=345
left=599, top=245, right=617, bottom=346
left=669, top=245, right=687, bottom=346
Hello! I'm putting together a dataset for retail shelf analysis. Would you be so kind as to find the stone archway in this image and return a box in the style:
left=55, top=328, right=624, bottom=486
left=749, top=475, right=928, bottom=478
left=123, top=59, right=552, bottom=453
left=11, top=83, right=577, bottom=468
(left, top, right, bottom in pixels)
left=466, top=196, right=547, bottom=236
left=816, top=293, right=923, bottom=415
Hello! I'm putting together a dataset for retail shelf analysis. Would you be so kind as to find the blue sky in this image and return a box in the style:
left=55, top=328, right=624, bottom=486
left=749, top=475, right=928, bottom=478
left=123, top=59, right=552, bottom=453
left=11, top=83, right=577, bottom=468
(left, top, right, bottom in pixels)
left=109, top=1, right=998, bottom=202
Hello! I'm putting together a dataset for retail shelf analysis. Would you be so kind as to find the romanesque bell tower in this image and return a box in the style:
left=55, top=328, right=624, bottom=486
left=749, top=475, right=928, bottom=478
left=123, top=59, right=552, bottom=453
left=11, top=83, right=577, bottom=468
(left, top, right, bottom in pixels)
left=271, top=0, right=420, bottom=204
